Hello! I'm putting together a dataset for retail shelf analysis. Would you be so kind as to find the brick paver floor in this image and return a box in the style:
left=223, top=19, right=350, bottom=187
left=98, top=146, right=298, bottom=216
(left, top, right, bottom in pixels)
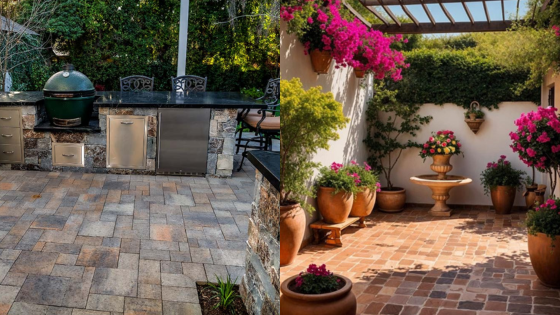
left=0, top=160, right=256, bottom=315
left=281, top=207, right=560, bottom=315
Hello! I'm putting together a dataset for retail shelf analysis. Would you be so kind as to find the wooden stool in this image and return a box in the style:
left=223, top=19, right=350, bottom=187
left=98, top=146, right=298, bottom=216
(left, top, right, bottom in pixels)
left=310, top=217, right=366, bottom=247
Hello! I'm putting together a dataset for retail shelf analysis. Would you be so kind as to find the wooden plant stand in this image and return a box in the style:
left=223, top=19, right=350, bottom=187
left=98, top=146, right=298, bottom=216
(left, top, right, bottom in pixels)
left=310, top=216, right=365, bottom=247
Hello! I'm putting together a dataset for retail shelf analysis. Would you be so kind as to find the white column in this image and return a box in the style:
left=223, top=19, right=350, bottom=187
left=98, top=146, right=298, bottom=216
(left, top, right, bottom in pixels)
left=177, top=0, right=190, bottom=77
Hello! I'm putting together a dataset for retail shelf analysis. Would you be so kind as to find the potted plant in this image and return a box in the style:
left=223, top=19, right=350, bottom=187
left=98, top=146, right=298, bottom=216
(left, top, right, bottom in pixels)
left=346, top=161, right=381, bottom=221
left=348, top=32, right=408, bottom=80
left=316, top=163, right=360, bottom=224
left=464, top=108, right=485, bottom=134
left=280, top=264, right=356, bottom=315
left=526, top=197, right=560, bottom=287
left=419, top=130, right=463, bottom=180
left=364, top=82, right=432, bottom=212
left=480, top=155, right=526, bottom=214
left=280, top=78, right=348, bottom=266
left=510, top=106, right=560, bottom=196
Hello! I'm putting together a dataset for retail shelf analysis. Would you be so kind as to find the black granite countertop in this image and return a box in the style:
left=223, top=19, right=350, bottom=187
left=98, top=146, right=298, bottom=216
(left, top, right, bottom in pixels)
left=247, top=151, right=280, bottom=191
left=0, top=92, right=44, bottom=105
left=0, top=91, right=267, bottom=109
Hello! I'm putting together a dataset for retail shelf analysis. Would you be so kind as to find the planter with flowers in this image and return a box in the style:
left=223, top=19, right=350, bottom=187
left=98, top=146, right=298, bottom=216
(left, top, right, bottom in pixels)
left=280, top=78, right=349, bottom=266
left=480, top=156, right=526, bottom=214
left=419, top=130, right=463, bottom=180
left=526, top=197, right=560, bottom=287
left=280, top=264, right=356, bottom=315
left=464, top=102, right=485, bottom=134
left=316, top=163, right=359, bottom=224
left=346, top=161, right=381, bottom=222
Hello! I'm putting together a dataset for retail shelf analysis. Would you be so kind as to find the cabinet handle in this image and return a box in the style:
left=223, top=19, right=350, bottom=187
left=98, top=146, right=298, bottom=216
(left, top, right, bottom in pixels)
left=121, top=121, right=134, bottom=125
left=0, top=117, right=11, bottom=120
left=3, top=151, right=14, bottom=154
left=62, top=154, right=75, bottom=157
left=1, top=134, right=12, bottom=137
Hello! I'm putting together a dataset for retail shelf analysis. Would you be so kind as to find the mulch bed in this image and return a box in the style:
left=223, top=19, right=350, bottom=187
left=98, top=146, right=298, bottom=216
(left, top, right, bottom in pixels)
left=197, top=283, right=249, bottom=315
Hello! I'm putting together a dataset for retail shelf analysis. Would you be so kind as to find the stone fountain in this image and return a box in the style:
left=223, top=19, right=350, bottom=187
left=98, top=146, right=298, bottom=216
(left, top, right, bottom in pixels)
left=410, top=157, right=472, bottom=217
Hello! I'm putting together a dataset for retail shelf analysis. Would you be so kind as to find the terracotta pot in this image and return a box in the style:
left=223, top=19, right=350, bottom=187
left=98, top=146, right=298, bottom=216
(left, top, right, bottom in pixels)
left=490, top=186, right=516, bottom=214
left=524, top=185, right=538, bottom=210
left=468, top=113, right=477, bottom=120
left=464, top=119, right=484, bottom=134
left=350, top=187, right=376, bottom=217
left=310, top=50, right=333, bottom=74
left=280, top=203, right=306, bottom=267
left=376, top=187, right=406, bottom=213
left=280, top=274, right=357, bottom=315
left=528, top=233, right=560, bottom=288
left=354, top=68, right=365, bottom=78
left=430, top=154, right=453, bottom=180
left=316, top=187, right=353, bottom=224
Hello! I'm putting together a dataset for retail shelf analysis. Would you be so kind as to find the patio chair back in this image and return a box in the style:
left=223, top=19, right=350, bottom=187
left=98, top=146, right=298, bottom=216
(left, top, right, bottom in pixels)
left=257, top=78, right=280, bottom=107
left=171, top=75, right=207, bottom=93
left=120, top=75, right=155, bottom=92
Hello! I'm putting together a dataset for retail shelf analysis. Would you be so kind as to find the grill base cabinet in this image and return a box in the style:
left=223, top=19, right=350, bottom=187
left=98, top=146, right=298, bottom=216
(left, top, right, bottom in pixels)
left=107, top=115, right=148, bottom=169
left=0, top=108, right=24, bottom=164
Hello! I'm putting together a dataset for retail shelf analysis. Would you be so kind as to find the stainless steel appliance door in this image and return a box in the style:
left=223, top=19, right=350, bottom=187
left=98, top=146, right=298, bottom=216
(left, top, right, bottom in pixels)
left=157, top=108, right=211, bottom=175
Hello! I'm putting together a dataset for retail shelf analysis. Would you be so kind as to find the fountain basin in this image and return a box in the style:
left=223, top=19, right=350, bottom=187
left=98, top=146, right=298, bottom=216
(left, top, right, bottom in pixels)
left=410, top=175, right=472, bottom=217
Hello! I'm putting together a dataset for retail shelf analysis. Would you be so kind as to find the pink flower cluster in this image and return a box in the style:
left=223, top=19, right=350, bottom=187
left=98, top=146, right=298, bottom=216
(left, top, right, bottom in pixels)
left=295, top=264, right=335, bottom=288
left=348, top=172, right=361, bottom=184
left=536, top=198, right=558, bottom=212
left=553, top=25, right=560, bottom=37
left=330, top=162, right=343, bottom=173
left=510, top=106, right=560, bottom=171
left=487, top=155, right=510, bottom=169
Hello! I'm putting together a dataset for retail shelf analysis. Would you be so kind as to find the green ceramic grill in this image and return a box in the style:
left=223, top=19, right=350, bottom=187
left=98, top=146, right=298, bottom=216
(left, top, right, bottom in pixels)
left=43, top=64, right=95, bottom=127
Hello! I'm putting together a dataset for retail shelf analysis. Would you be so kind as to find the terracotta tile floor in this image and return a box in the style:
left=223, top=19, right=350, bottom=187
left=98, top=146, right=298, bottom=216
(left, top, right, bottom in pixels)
left=0, top=158, right=256, bottom=315
left=281, top=207, right=560, bottom=315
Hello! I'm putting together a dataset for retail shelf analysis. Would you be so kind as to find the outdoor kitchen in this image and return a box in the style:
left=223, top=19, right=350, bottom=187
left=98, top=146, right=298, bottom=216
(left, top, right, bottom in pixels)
left=0, top=65, right=268, bottom=177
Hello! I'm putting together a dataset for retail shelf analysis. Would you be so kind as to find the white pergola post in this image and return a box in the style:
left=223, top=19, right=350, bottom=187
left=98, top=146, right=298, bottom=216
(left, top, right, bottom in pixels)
left=177, top=0, right=190, bottom=76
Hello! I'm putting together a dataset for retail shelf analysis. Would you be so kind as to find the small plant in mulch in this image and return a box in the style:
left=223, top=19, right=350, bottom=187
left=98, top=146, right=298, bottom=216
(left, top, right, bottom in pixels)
left=197, top=275, right=248, bottom=315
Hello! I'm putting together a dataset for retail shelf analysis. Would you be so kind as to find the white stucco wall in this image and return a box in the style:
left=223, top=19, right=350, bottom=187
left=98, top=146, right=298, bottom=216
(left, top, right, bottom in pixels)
left=380, top=102, right=542, bottom=206
left=542, top=69, right=560, bottom=197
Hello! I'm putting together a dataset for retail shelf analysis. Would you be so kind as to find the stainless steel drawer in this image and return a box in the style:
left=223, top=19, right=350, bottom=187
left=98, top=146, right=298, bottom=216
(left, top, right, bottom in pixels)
left=0, top=127, right=21, bottom=145
left=107, top=115, right=148, bottom=169
left=53, top=143, right=84, bottom=167
left=0, top=144, right=23, bottom=163
left=0, top=109, right=21, bottom=128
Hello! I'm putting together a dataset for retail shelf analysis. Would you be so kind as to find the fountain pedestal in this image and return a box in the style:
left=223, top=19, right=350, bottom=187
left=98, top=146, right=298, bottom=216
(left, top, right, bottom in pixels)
left=410, top=175, right=472, bottom=217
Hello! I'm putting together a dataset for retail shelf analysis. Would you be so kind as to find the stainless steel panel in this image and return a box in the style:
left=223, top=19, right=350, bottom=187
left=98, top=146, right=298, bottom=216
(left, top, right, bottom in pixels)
left=0, top=109, right=21, bottom=128
left=53, top=143, right=84, bottom=167
left=107, top=115, right=148, bottom=169
left=0, top=144, right=23, bottom=163
left=0, top=127, right=22, bottom=145
left=157, top=108, right=211, bottom=175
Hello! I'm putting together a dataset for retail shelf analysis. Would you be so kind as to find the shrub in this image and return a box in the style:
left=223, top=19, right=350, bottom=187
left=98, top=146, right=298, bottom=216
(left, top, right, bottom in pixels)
left=480, top=155, right=526, bottom=195
left=293, top=264, right=340, bottom=295
left=316, top=163, right=360, bottom=194
left=344, top=161, right=381, bottom=192
left=206, top=274, right=240, bottom=312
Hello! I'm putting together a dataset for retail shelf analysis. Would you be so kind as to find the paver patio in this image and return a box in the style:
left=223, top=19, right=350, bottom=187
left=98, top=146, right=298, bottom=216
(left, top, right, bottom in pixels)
left=0, top=158, right=256, bottom=315
left=281, top=207, right=560, bottom=315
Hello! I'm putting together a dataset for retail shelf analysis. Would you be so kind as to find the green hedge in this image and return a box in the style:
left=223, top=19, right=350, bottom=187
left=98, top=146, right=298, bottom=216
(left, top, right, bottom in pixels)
left=384, top=49, right=540, bottom=109
left=17, top=0, right=278, bottom=92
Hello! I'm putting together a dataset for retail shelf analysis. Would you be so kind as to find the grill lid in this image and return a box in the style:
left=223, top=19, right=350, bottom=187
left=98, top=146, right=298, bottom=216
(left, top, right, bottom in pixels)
left=43, top=64, right=95, bottom=96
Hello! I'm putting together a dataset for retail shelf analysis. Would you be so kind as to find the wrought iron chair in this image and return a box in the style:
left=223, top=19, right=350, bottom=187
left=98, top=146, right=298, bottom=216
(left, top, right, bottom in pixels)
left=171, top=75, right=207, bottom=92
left=236, top=78, right=280, bottom=171
left=120, top=75, right=155, bottom=92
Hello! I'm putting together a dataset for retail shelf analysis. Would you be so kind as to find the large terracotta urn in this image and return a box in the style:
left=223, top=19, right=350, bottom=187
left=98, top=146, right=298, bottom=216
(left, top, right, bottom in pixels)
left=316, top=187, right=353, bottom=224
left=490, top=186, right=516, bottom=215
left=528, top=233, right=560, bottom=288
left=280, top=203, right=306, bottom=266
left=430, top=154, right=453, bottom=180
left=350, top=187, right=376, bottom=217
left=524, top=185, right=538, bottom=210
left=280, top=274, right=357, bottom=315
left=310, top=50, right=333, bottom=74
left=376, top=187, right=406, bottom=213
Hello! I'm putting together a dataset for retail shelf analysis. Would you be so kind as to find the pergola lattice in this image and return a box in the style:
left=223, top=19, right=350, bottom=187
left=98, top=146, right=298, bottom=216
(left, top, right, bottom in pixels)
left=351, top=0, right=545, bottom=34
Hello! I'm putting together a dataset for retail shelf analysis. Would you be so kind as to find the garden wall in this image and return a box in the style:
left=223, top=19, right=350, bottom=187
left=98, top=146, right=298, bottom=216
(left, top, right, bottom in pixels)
left=379, top=102, right=543, bottom=207
left=541, top=69, right=560, bottom=197
left=280, top=21, right=372, bottom=244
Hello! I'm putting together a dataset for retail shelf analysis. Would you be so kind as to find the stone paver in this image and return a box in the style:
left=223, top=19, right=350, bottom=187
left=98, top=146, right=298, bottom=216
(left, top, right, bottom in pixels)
left=281, top=206, right=559, bottom=315
left=0, top=164, right=255, bottom=314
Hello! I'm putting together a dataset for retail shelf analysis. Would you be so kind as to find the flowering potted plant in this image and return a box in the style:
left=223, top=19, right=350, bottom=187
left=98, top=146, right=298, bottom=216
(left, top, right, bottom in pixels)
left=345, top=161, right=381, bottom=222
left=280, top=264, right=357, bottom=315
left=480, top=155, right=526, bottom=214
left=464, top=108, right=485, bottom=134
left=419, top=130, right=463, bottom=180
left=315, top=163, right=360, bottom=224
left=526, top=197, right=560, bottom=287
left=280, top=78, right=348, bottom=266
left=510, top=106, right=560, bottom=196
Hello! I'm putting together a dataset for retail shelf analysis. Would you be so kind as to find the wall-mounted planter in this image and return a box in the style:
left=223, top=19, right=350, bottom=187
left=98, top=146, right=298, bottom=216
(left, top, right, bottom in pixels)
left=310, top=49, right=333, bottom=74
left=354, top=69, right=365, bottom=78
left=465, top=118, right=485, bottom=134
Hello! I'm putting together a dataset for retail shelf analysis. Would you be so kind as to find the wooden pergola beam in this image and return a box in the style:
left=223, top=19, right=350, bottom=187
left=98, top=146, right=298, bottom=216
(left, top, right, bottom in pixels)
left=342, top=1, right=372, bottom=27
left=399, top=0, right=420, bottom=26
left=438, top=0, right=455, bottom=24
left=462, top=1, right=475, bottom=24
left=371, top=20, right=512, bottom=33
left=483, top=0, right=491, bottom=23
left=365, top=6, right=390, bottom=25
left=377, top=0, right=401, bottom=26
left=420, top=0, right=436, bottom=25
left=501, top=0, right=505, bottom=21
left=361, top=0, right=502, bottom=5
